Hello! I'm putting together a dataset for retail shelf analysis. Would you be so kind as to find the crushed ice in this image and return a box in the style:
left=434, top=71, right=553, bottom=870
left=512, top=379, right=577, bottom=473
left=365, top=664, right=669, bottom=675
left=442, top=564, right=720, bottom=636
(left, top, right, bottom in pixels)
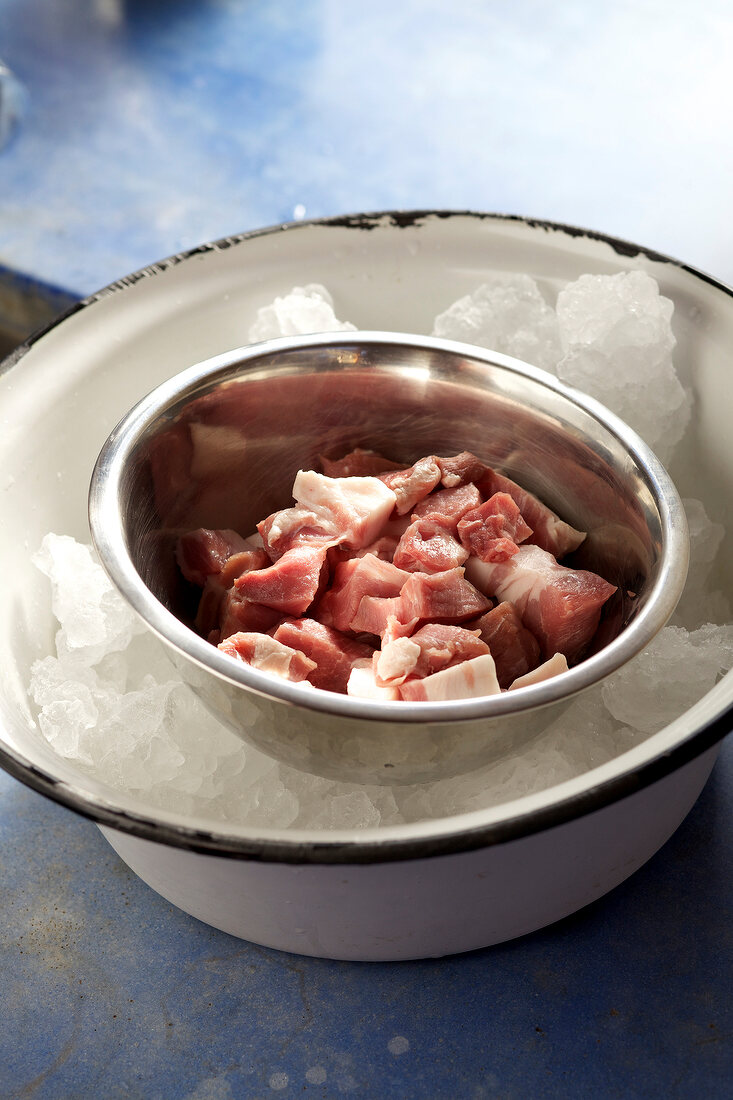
left=27, top=273, right=733, bottom=829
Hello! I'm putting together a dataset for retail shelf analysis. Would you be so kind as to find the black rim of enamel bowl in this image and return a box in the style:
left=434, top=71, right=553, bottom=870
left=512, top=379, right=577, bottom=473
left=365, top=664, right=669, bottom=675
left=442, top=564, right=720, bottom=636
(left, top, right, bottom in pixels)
left=2, top=209, right=732, bottom=863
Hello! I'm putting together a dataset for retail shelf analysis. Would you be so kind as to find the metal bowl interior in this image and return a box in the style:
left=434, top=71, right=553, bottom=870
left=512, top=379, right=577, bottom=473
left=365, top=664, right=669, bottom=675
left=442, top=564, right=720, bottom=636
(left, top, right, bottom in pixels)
left=89, top=331, right=688, bottom=783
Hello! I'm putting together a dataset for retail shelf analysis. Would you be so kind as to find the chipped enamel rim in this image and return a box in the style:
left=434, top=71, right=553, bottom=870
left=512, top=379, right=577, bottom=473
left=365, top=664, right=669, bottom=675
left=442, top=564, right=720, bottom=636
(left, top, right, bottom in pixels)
left=1, top=210, right=732, bottom=863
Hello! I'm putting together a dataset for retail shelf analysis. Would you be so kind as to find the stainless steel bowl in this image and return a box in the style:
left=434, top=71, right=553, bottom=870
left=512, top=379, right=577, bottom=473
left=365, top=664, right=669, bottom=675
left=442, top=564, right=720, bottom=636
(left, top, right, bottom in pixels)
left=89, top=331, right=689, bottom=784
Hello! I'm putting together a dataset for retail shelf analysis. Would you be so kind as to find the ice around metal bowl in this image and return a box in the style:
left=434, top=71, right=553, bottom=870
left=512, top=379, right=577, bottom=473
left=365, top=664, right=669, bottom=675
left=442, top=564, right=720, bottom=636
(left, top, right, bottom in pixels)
left=88, top=332, right=689, bottom=783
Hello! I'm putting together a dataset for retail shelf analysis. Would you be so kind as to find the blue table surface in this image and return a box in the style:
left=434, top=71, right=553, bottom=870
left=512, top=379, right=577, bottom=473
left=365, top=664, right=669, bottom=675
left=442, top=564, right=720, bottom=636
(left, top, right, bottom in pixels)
left=1, top=1, right=732, bottom=1096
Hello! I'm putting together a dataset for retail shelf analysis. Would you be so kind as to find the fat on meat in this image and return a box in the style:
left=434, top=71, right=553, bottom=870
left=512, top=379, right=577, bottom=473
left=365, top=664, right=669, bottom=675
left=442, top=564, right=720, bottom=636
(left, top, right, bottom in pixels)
left=509, top=652, right=569, bottom=689
left=273, top=618, right=375, bottom=694
left=468, top=602, right=541, bottom=688
left=233, top=543, right=329, bottom=615
left=376, top=623, right=490, bottom=686
left=217, top=631, right=316, bottom=682
left=393, top=514, right=469, bottom=574
left=477, top=469, right=586, bottom=559
left=465, top=544, right=616, bottom=664
left=399, top=653, right=501, bottom=701
left=347, top=658, right=401, bottom=701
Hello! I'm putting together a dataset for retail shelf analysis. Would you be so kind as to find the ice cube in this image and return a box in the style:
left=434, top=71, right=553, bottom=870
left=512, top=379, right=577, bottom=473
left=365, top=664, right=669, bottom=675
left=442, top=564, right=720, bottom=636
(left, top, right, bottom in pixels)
left=601, top=623, right=733, bottom=734
left=248, top=283, right=356, bottom=341
left=432, top=275, right=562, bottom=371
left=554, top=271, right=690, bottom=464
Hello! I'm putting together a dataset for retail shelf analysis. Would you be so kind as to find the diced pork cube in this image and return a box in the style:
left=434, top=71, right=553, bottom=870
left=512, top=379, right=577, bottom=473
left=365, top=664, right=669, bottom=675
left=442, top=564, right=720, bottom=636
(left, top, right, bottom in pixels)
left=273, top=618, right=375, bottom=693
left=457, top=493, right=533, bottom=563
left=376, top=623, right=490, bottom=686
left=217, top=632, right=316, bottom=682
left=292, top=470, right=397, bottom=548
left=477, top=469, right=586, bottom=559
left=378, top=456, right=442, bottom=514
left=396, top=568, right=491, bottom=625
left=434, top=451, right=489, bottom=488
left=399, top=653, right=501, bottom=701
left=347, top=658, right=401, bottom=701
left=317, top=554, right=410, bottom=633
left=468, top=602, right=541, bottom=688
left=233, top=544, right=329, bottom=615
left=465, top=544, right=616, bottom=663
left=393, top=514, right=469, bottom=574
left=176, top=528, right=252, bottom=586
left=193, top=546, right=272, bottom=636
left=411, top=482, right=483, bottom=526
left=217, top=590, right=283, bottom=639
left=351, top=567, right=490, bottom=636
left=258, top=506, right=338, bottom=559
left=509, top=652, right=569, bottom=689
left=320, top=448, right=403, bottom=478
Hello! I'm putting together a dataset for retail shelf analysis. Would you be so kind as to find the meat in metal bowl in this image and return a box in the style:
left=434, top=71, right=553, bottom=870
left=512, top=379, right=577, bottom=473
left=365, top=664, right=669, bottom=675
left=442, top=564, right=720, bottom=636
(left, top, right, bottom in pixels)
left=88, top=331, right=689, bottom=784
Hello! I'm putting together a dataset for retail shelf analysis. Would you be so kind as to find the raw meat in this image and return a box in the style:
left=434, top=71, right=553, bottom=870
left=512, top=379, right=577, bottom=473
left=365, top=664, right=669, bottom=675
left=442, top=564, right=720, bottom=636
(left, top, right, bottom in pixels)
left=176, top=446, right=610, bottom=702
left=468, top=602, right=542, bottom=688
left=399, top=654, right=501, bottom=701
left=477, top=468, right=586, bottom=559
left=393, top=514, right=469, bottom=574
left=233, top=544, right=329, bottom=615
left=457, top=493, right=533, bottom=562
left=273, top=618, right=375, bottom=693
left=465, top=544, right=616, bottom=663
left=217, top=632, right=316, bottom=682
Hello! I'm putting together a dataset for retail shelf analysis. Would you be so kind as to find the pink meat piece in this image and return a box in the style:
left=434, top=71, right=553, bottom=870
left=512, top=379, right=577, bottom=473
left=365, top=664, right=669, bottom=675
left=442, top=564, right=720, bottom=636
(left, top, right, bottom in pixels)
left=347, top=658, right=401, bottom=701
left=217, top=631, right=316, bottom=682
left=509, top=652, right=569, bottom=690
left=317, top=554, right=410, bottom=633
left=467, top=602, right=541, bottom=688
left=352, top=568, right=490, bottom=636
left=258, top=506, right=339, bottom=559
left=259, top=471, right=397, bottom=558
left=320, top=448, right=403, bottom=478
left=176, top=528, right=252, bottom=586
left=234, top=544, right=329, bottom=615
left=378, top=456, right=442, bottom=514
left=477, top=469, right=586, bottom=559
left=411, top=483, right=483, bottom=527
left=434, top=451, right=489, bottom=488
left=465, top=544, right=616, bottom=663
left=399, top=653, right=501, bottom=701
left=396, top=568, right=491, bottom=625
left=193, top=546, right=271, bottom=636
left=457, top=493, right=533, bottom=563
left=393, top=514, right=469, bottom=574
left=273, top=618, right=375, bottom=693
left=217, top=590, right=283, bottom=639
left=376, top=623, right=489, bottom=686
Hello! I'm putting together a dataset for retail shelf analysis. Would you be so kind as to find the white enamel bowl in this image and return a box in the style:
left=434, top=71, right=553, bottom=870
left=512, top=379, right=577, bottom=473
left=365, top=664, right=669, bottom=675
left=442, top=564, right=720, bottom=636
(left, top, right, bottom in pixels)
left=1, top=212, right=731, bottom=960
